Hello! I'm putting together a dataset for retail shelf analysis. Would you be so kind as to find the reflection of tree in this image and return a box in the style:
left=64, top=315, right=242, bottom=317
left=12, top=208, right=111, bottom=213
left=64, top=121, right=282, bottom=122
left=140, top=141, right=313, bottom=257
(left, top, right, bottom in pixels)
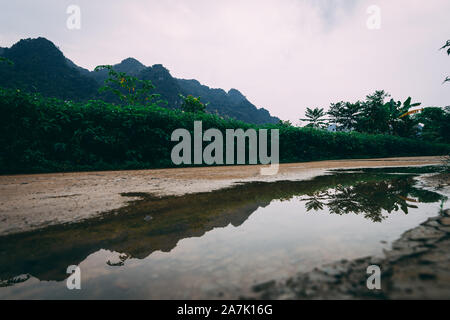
left=304, top=191, right=328, bottom=211
left=304, top=178, right=447, bottom=222
left=106, top=254, right=129, bottom=267
left=305, top=197, right=324, bottom=211
left=0, top=274, right=30, bottom=288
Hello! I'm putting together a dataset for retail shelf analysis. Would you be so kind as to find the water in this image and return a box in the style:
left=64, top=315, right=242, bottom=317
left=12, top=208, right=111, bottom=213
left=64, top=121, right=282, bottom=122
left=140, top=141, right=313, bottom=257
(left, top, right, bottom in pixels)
left=0, top=168, right=447, bottom=299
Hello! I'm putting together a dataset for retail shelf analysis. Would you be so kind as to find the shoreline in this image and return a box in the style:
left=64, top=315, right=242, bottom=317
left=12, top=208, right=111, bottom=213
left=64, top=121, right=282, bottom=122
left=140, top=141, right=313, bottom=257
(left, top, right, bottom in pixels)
left=0, top=156, right=444, bottom=236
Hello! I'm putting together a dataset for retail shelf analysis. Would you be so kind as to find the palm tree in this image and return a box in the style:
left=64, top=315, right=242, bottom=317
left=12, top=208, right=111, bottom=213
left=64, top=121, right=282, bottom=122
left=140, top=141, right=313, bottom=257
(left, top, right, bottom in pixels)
left=300, top=107, right=327, bottom=129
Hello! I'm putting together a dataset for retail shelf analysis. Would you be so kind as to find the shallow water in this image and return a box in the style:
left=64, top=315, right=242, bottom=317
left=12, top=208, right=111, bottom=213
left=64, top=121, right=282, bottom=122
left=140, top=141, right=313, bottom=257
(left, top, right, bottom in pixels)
left=0, top=168, right=447, bottom=299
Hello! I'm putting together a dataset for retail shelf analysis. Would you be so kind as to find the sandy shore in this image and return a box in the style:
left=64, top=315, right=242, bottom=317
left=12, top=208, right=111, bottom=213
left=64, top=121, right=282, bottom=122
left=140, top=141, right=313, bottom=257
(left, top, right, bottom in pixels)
left=0, top=156, right=444, bottom=236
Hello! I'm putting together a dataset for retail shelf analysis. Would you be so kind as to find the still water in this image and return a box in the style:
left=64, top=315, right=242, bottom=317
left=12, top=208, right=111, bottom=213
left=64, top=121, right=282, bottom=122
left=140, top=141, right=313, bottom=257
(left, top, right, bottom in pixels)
left=0, top=168, right=447, bottom=299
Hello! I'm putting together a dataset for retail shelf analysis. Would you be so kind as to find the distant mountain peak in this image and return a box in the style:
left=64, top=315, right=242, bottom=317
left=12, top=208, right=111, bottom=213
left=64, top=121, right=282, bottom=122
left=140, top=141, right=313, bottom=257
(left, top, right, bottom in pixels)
left=228, top=88, right=246, bottom=103
left=0, top=37, right=98, bottom=100
left=113, top=57, right=146, bottom=75
left=7, top=37, right=65, bottom=62
left=120, top=57, right=146, bottom=68
left=9, top=37, right=59, bottom=54
left=228, top=88, right=243, bottom=95
left=150, top=63, right=168, bottom=70
left=13, top=37, right=54, bottom=46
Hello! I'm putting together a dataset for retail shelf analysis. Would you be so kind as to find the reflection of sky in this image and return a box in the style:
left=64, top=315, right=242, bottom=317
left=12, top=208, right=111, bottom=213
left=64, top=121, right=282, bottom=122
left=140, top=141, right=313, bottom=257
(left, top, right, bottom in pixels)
left=312, top=0, right=358, bottom=29
left=0, top=196, right=444, bottom=299
left=1, top=0, right=449, bottom=123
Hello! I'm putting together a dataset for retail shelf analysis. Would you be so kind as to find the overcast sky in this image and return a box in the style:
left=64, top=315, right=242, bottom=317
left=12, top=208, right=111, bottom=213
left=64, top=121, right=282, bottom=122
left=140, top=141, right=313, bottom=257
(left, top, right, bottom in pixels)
left=1, top=0, right=449, bottom=123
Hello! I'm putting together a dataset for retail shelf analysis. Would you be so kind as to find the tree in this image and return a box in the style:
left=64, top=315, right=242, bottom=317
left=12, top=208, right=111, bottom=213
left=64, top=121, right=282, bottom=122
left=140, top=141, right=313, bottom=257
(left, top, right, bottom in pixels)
left=325, top=91, right=422, bottom=138
left=300, top=107, right=327, bottom=129
left=386, top=97, right=421, bottom=138
left=356, top=90, right=390, bottom=134
left=278, top=120, right=294, bottom=127
left=179, top=94, right=207, bottom=113
left=417, top=107, right=450, bottom=143
left=94, top=65, right=165, bottom=106
left=328, top=101, right=362, bottom=131
left=440, top=40, right=450, bottom=84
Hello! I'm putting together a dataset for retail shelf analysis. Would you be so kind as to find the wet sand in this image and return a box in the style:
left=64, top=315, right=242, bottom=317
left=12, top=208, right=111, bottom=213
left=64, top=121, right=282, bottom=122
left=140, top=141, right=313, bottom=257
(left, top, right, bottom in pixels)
left=0, top=156, right=444, bottom=236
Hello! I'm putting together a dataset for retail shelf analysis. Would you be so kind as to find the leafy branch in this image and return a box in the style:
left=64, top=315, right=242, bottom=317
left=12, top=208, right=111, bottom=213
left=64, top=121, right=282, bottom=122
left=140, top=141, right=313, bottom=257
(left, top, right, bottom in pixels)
left=94, top=65, right=167, bottom=106
left=440, top=40, right=450, bottom=84
left=179, top=94, right=208, bottom=113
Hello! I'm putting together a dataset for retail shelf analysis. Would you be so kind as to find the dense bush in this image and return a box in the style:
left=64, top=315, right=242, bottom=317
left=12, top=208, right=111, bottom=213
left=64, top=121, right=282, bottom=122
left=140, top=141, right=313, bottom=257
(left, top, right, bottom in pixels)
left=0, top=88, right=449, bottom=174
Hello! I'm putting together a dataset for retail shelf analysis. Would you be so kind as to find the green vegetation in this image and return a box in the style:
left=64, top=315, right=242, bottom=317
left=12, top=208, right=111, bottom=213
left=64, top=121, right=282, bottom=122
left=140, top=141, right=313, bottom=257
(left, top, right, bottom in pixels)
left=0, top=37, right=279, bottom=124
left=416, top=106, right=450, bottom=143
left=300, top=107, right=327, bottom=129
left=0, top=87, right=449, bottom=174
left=179, top=94, right=207, bottom=114
left=0, top=38, right=98, bottom=101
left=301, top=90, right=450, bottom=144
left=1, top=37, right=449, bottom=174
left=94, top=65, right=165, bottom=107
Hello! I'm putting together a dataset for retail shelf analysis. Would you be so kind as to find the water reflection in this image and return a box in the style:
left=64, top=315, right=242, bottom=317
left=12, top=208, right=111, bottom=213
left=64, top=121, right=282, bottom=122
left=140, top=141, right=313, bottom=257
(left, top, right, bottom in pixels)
left=0, top=170, right=447, bottom=297
left=303, top=178, right=443, bottom=222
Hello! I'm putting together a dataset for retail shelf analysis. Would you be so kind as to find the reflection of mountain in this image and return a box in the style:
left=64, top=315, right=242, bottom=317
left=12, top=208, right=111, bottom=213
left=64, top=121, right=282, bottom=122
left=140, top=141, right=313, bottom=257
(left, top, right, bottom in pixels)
left=303, top=178, right=444, bottom=222
left=0, top=172, right=445, bottom=283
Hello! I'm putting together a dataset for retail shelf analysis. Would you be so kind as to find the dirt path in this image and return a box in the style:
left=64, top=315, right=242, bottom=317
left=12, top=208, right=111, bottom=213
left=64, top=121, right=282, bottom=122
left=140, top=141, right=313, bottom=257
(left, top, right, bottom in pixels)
left=0, top=156, right=444, bottom=236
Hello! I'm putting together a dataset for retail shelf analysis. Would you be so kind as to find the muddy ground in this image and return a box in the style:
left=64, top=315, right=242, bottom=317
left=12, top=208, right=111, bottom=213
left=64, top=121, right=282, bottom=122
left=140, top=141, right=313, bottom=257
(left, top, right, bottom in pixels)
left=0, top=156, right=444, bottom=235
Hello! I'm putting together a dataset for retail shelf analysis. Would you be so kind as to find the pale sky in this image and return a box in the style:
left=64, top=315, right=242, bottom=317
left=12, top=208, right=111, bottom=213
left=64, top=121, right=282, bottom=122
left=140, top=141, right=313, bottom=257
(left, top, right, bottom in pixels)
left=1, top=0, right=449, bottom=123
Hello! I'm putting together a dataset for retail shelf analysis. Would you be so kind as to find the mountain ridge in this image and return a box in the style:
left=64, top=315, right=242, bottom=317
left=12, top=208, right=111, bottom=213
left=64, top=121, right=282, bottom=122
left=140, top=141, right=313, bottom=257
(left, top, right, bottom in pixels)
left=0, top=37, right=98, bottom=100
left=0, top=37, right=279, bottom=124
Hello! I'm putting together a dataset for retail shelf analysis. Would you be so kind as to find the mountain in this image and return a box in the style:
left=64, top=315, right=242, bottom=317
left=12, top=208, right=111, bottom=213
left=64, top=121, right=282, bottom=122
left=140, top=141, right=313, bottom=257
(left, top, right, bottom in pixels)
left=91, top=57, right=146, bottom=83
left=0, top=37, right=98, bottom=100
left=139, top=64, right=184, bottom=108
left=88, top=58, right=279, bottom=123
left=176, top=79, right=276, bottom=124
left=65, top=57, right=91, bottom=76
left=0, top=37, right=279, bottom=124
